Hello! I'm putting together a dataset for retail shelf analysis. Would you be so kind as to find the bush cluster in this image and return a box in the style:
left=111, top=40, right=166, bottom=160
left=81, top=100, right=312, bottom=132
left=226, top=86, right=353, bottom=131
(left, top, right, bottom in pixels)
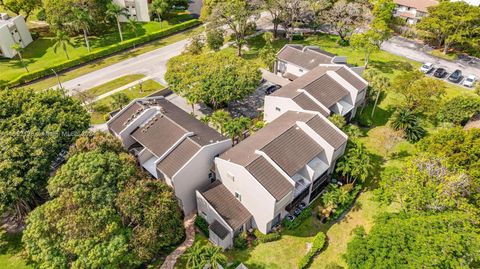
left=282, top=207, right=312, bottom=230
left=4, top=19, right=200, bottom=88
left=195, top=215, right=209, bottom=236
left=253, top=229, right=281, bottom=243
left=297, top=232, right=327, bottom=269
left=234, top=232, right=248, bottom=249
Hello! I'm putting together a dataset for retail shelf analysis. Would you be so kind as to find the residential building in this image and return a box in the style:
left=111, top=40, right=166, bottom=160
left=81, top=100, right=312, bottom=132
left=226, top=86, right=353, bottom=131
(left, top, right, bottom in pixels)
left=197, top=111, right=347, bottom=248
left=0, top=14, right=33, bottom=58
left=107, top=96, right=231, bottom=213
left=393, top=0, right=438, bottom=24
left=266, top=45, right=368, bottom=122
left=113, top=0, right=150, bottom=22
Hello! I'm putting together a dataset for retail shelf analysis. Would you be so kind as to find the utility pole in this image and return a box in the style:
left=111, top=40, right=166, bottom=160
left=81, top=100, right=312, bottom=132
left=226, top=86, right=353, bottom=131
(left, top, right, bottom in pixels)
left=51, top=69, right=63, bottom=90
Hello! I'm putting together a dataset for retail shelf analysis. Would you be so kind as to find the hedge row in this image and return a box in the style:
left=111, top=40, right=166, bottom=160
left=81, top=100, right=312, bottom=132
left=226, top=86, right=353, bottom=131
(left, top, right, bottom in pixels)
left=253, top=229, right=281, bottom=243
left=5, top=19, right=200, bottom=88
left=298, top=232, right=326, bottom=269
left=195, top=215, right=209, bottom=237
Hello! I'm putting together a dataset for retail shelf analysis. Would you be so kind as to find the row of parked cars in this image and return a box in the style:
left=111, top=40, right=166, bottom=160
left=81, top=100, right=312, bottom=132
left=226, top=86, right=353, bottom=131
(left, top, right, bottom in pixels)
left=285, top=202, right=308, bottom=222
left=420, top=63, right=477, bottom=87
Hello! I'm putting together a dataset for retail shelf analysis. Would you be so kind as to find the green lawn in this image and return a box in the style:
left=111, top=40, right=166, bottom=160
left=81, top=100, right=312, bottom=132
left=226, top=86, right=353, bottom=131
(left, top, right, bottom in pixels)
left=1, top=13, right=193, bottom=86
left=84, top=74, right=146, bottom=98
left=0, top=233, right=32, bottom=269
left=89, top=79, right=165, bottom=124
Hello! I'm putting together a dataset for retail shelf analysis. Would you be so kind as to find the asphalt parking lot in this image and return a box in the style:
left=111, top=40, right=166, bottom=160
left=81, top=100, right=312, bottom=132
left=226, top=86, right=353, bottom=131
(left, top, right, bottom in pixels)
left=422, top=65, right=477, bottom=89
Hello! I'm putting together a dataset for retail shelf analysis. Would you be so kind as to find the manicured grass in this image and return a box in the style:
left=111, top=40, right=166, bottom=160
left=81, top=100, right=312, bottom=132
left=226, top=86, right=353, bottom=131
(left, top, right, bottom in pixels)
left=21, top=26, right=203, bottom=92
left=84, top=74, right=146, bottom=97
left=1, top=13, right=194, bottom=85
left=430, top=49, right=459, bottom=61
left=89, top=79, right=164, bottom=124
left=0, top=233, right=32, bottom=269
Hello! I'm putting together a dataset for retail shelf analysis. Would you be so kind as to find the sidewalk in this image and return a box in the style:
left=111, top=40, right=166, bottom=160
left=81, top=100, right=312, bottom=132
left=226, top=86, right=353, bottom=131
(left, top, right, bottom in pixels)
left=160, top=213, right=196, bottom=269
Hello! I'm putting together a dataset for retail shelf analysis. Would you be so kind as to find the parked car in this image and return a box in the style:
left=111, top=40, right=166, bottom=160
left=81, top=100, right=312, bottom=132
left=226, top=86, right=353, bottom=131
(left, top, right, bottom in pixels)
left=293, top=208, right=302, bottom=216
left=265, top=84, right=280, bottom=95
left=420, top=63, right=434, bottom=73
left=298, top=202, right=307, bottom=210
left=448, top=69, right=462, bottom=83
left=285, top=214, right=295, bottom=222
left=433, top=68, right=448, bottom=78
left=463, top=75, right=476, bottom=87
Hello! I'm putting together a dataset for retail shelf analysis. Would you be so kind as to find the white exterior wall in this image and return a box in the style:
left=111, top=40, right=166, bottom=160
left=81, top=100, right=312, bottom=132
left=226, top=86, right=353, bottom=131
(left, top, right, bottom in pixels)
left=215, top=158, right=277, bottom=234
left=284, top=62, right=308, bottom=77
left=0, top=16, right=32, bottom=58
left=0, top=26, right=14, bottom=58
left=114, top=0, right=150, bottom=22
left=264, top=96, right=304, bottom=123
left=12, top=16, right=32, bottom=47
left=172, top=140, right=231, bottom=214
left=196, top=192, right=234, bottom=249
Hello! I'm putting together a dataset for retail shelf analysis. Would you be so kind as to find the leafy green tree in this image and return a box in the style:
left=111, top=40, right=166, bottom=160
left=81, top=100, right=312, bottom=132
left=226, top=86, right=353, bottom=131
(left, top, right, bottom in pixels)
left=185, top=243, right=207, bottom=269
left=328, top=114, right=346, bottom=129
left=209, top=0, right=259, bottom=56
left=110, top=92, right=130, bottom=110
left=71, top=7, right=93, bottom=52
left=52, top=30, right=74, bottom=60
left=0, top=88, right=89, bottom=223
left=117, top=180, right=184, bottom=262
left=165, top=51, right=261, bottom=109
left=152, top=0, right=169, bottom=28
left=0, top=0, right=41, bottom=20
left=389, top=108, right=426, bottom=142
left=278, top=0, right=310, bottom=42
left=10, top=42, right=28, bottom=72
left=417, top=1, right=480, bottom=54
left=206, top=28, right=224, bottom=51
left=345, top=211, right=480, bottom=269
left=106, top=2, right=128, bottom=42
left=376, top=156, right=473, bottom=213
left=350, top=20, right=391, bottom=68
left=185, top=34, right=205, bottom=55
left=224, top=116, right=251, bottom=144
left=68, top=131, right=125, bottom=156
left=259, top=32, right=277, bottom=71
left=209, top=109, right=232, bottom=133
left=336, top=140, right=372, bottom=184
left=324, top=0, right=370, bottom=43
left=262, top=0, right=283, bottom=38
left=393, top=71, right=445, bottom=114
left=436, top=96, right=480, bottom=126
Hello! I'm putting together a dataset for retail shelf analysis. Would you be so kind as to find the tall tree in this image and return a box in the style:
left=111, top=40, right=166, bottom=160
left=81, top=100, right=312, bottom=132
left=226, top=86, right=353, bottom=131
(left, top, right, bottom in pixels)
left=10, top=43, right=28, bottom=73
left=336, top=140, right=372, bottom=184
left=52, top=30, right=74, bottom=60
left=209, top=0, right=259, bottom=56
left=224, top=116, right=251, bottom=144
left=0, top=88, right=89, bottom=224
left=258, top=32, right=277, bottom=71
left=71, top=7, right=94, bottom=52
left=106, top=2, right=128, bottom=42
left=110, top=92, right=130, bottom=110
left=152, top=0, right=169, bottom=28
left=165, top=51, right=261, bottom=109
left=324, top=0, right=370, bottom=43
left=345, top=212, right=480, bottom=269
left=417, top=1, right=480, bottom=54
left=278, top=0, right=309, bottom=42
left=262, top=0, right=282, bottom=38
left=0, top=0, right=41, bottom=20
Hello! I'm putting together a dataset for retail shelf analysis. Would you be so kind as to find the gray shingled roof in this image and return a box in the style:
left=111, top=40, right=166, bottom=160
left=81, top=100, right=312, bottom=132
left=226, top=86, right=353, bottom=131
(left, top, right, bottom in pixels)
left=261, top=126, right=324, bottom=176
left=246, top=156, right=293, bottom=200
left=201, top=181, right=252, bottom=230
left=335, top=67, right=368, bottom=91
left=277, top=45, right=334, bottom=70
left=292, top=93, right=329, bottom=117
left=108, top=102, right=144, bottom=134
left=306, top=116, right=347, bottom=149
left=209, top=220, right=230, bottom=239
left=303, top=73, right=350, bottom=108
left=157, top=138, right=201, bottom=178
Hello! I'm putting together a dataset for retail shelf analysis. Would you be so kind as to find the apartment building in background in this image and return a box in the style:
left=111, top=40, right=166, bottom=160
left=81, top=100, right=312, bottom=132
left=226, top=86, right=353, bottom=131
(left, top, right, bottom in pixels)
left=107, top=96, right=231, bottom=213
left=0, top=14, right=33, bottom=58
left=266, top=45, right=368, bottom=122
left=393, top=0, right=438, bottom=24
left=197, top=111, right=347, bottom=248
left=114, top=0, right=150, bottom=22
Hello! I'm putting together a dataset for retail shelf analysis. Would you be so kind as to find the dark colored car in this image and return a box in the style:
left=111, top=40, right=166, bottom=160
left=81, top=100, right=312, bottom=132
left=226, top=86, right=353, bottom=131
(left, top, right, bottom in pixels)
left=433, top=68, right=447, bottom=78
left=293, top=208, right=302, bottom=216
left=448, top=69, right=462, bottom=83
left=265, top=84, right=280, bottom=95
left=298, top=202, right=307, bottom=210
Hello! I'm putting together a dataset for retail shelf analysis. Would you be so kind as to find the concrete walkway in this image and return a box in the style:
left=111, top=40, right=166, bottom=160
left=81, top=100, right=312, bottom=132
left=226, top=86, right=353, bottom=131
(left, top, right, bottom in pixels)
left=160, top=213, right=196, bottom=269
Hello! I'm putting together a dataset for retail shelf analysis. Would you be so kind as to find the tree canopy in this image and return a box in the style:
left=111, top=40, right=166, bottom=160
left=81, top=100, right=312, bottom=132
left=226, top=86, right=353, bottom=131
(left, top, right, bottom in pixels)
left=0, top=88, right=89, bottom=223
left=22, top=132, right=184, bottom=268
left=436, top=96, right=480, bottom=126
left=0, top=0, right=41, bottom=20
left=165, top=51, right=261, bottom=109
left=345, top=211, right=480, bottom=269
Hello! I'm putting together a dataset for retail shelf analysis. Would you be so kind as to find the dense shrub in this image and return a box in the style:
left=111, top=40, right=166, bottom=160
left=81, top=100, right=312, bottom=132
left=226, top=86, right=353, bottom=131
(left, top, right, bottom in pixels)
left=282, top=207, right=312, bottom=230
left=320, top=183, right=362, bottom=221
left=195, top=215, right=209, bottom=236
left=253, top=229, right=281, bottom=243
left=4, top=19, right=200, bottom=88
left=436, top=96, right=480, bottom=125
left=297, top=232, right=327, bottom=269
left=233, top=232, right=248, bottom=250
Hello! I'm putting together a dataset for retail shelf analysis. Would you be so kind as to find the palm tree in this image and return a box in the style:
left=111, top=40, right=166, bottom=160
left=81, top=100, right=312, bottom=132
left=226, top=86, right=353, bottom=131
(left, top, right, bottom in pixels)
left=184, top=244, right=206, bottom=269
left=152, top=0, right=169, bottom=28
left=370, top=75, right=390, bottom=118
left=10, top=43, right=29, bottom=72
left=106, top=2, right=128, bottom=42
left=71, top=7, right=94, bottom=52
left=202, top=245, right=227, bottom=269
left=127, top=18, right=138, bottom=48
left=53, top=30, right=75, bottom=60
left=210, top=109, right=232, bottom=133
left=110, top=92, right=130, bottom=110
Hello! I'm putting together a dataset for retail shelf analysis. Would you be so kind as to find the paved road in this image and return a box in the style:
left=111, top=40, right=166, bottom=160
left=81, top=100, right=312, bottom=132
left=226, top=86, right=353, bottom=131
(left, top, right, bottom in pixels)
left=382, top=36, right=480, bottom=82
left=188, top=0, right=203, bottom=18
left=61, top=39, right=189, bottom=94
